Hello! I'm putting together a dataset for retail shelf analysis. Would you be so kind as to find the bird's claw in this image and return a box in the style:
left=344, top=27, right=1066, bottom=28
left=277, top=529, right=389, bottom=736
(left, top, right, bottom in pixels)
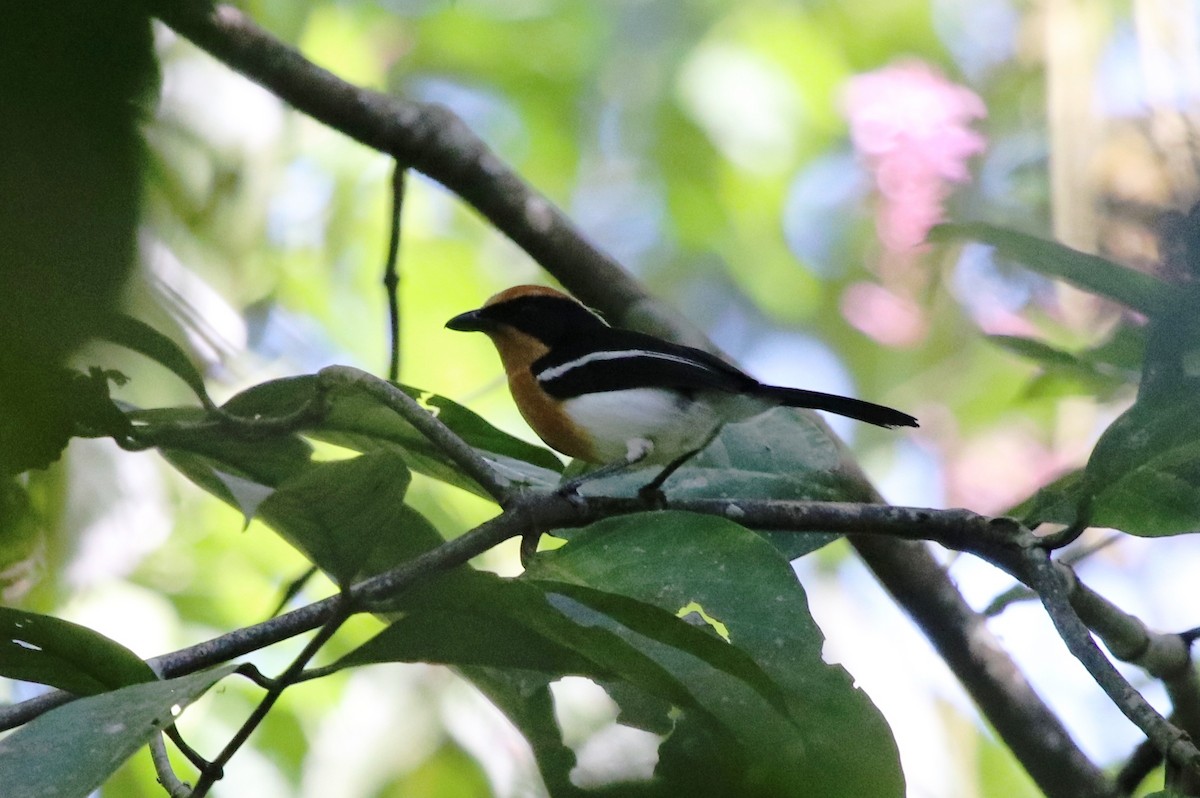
left=636, top=484, right=667, bottom=509
left=555, top=481, right=588, bottom=510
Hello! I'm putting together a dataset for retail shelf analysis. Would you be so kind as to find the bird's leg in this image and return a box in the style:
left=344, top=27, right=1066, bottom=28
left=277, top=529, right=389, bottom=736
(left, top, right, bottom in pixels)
left=557, top=438, right=654, bottom=500
left=636, top=446, right=703, bottom=505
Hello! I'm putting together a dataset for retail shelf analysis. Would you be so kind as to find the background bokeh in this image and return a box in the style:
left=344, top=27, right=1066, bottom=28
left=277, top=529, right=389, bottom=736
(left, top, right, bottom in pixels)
left=5, top=1, right=1200, bottom=795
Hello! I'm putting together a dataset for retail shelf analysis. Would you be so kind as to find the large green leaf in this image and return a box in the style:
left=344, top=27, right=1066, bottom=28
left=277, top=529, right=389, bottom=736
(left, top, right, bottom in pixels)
left=0, top=608, right=156, bottom=695
left=256, top=449, right=442, bottom=584
left=523, top=512, right=904, bottom=797
left=337, top=569, right=784, bottom=712
left=931, top=222, right=1169, bottom=316
left=1015, top=394, right=1200, bottom=536
left=568, top=408, right=864, bottom=559
left=338, top=545, right=840, bottom=796
left=0, top=665, right=236, bottom=798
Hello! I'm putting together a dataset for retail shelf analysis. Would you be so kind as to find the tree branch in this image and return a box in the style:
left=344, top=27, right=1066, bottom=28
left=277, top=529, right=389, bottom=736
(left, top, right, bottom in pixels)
left=8, top=491, right=1190, bottom=789
left=1020, top=548, right=1200, bottom=777
left=316, top=364, right=513, bottom=503
left=149, top=0, right=650, bottom=326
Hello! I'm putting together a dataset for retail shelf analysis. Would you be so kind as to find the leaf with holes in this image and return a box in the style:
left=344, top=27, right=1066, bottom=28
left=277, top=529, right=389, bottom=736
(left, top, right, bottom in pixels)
left=525, top=511, right=904, bottom=797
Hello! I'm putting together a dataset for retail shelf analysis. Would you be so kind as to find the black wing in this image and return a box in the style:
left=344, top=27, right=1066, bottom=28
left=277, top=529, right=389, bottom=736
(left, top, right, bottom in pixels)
left=533, top=329, right=757, bottom=399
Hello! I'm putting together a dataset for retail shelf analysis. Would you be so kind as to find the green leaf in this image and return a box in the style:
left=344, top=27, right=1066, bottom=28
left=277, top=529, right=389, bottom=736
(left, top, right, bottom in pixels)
left=148, top=409, right=314, bottom=517
left=524, top=511, right=904, bottom=797
left=1008, top=469, right=1084, bottom=528
left=340, top=561, right=819, bottom=795
left=0, top=665, right=237, bottom=798
left=337, top=571, right=614, bottom=676
left=989, top=336, right=1086, bottom=370
left=98, top=314, right=215, bottom=409
left=338, top=569, right=777, bottom=709
left=569, top=408, right=862, bottom=559
left=221, top=376, right=562, bottom=498
left=141, top=406, right=316, bottom=490
left=988, top=331, right=1142, bottom=392
left=1020, top=394, right=1200, bottom=536
left=0, top=608, right=156, bottom=695
left=931, top=222, right=1169, bottom=316
left=257, top=449, right=442, bottom=583
left=1074, top=397, right=1200, bottom=536
left=988, top=336, right=1133, bottom=400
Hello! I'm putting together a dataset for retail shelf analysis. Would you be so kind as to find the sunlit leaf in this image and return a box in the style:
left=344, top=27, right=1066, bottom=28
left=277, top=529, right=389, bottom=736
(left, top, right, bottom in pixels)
left=221, top=375, right=561, bottom=498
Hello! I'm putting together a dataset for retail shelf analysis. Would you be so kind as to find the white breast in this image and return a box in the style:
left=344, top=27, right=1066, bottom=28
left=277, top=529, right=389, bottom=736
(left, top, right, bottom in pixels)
left=560, top=388, right=769, bottom=464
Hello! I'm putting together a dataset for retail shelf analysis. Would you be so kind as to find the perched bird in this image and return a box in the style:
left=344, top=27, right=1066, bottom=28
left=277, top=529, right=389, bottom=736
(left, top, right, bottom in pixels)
left=446, top=285, right=917, bottom=493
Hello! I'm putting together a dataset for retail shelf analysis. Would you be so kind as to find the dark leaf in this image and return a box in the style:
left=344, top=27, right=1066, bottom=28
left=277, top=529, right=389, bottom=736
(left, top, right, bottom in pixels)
left=0, top=607, right=156, bottom=695
left=931, top=222, right=1168, bottom=316
left=568, top=408, right=862, bottom=558
left=257, top=449, right=441, bottom=583
left=97, top=314, right=215, bottom=409
left=0, top=665, right=236, bottom=798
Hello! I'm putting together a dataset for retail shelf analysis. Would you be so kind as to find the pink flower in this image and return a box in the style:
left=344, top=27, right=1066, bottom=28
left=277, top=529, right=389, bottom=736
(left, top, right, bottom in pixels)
left=845, top=62, right=987, bottom=253
left=839, top=281, right=928, bottom=347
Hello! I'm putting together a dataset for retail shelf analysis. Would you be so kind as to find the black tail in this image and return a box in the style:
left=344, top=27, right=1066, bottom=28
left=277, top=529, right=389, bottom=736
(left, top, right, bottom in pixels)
left=760, top=386, right=918, bottom=429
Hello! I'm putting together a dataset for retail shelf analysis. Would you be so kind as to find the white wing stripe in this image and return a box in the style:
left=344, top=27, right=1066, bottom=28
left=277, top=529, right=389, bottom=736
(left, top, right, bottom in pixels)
left=536, top=349, right=713, bottom=383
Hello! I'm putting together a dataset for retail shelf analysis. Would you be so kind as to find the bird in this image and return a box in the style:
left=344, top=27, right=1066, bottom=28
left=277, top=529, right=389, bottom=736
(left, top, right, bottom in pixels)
left=446, top=285, right=917, bottom=495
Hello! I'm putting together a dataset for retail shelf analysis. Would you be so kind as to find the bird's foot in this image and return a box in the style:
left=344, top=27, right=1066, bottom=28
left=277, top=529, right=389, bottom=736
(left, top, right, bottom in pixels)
left=636, top=483, right=668, bottom=509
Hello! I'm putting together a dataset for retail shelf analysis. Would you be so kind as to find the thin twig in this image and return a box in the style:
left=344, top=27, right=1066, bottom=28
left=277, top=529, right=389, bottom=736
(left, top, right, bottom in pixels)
left=191, top=594, right=358, bottom=797
left=150, top=733, right=193, bottom=798
left=1021, top=548, right=1200, bottom=777
left=148, top=1, right=646, bottom=325
left=233, top=663, right=277, bottom=690
left=165, top=725, right=209, bottom=772
left=384, top=164, right=406, bottom=382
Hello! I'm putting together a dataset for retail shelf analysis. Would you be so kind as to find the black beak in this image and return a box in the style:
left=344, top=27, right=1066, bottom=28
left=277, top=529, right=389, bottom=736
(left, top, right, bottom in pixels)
left=445, top=309, right=493, bottom=332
